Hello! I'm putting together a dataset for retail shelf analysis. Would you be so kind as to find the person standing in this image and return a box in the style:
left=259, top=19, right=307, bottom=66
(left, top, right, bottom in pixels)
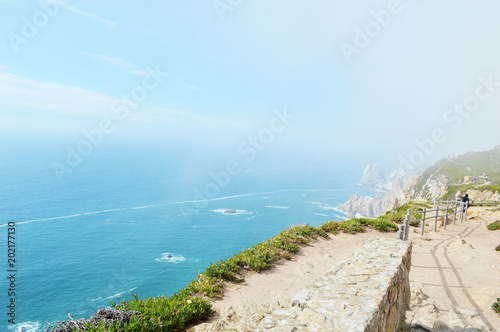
left=462, top=194, right=470, bottom=212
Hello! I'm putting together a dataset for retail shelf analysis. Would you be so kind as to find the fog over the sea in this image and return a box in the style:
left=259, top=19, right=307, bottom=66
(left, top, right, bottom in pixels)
left=1, top=0, right=499, bottom=172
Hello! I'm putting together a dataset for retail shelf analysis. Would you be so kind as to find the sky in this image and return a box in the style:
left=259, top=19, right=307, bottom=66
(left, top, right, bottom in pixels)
left=1, top=0, right=500, bottom=173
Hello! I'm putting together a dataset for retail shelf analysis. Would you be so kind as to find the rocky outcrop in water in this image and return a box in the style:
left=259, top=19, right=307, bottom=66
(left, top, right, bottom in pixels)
left=359, top=162, right=386, bottom=188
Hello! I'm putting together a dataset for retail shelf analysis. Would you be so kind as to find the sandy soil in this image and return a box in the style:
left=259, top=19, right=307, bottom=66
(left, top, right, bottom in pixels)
left=210, top=229, right=394, bottom=312
left=407, top=206, right=500, bottom=331
left=200, top=206, right=500, bottom=331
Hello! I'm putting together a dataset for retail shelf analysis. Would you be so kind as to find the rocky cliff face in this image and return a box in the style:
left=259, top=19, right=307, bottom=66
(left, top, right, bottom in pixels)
left=403, top=173, right=450, bottom=202
left=359, top=162, right=386, bottom=187
left=337, top=170, right=419, bottom=218
left=336, top=192, right=392, bottom=219
left=338, top=147, right=500, bottom=218
left=465, top=189, right=500, bottom=202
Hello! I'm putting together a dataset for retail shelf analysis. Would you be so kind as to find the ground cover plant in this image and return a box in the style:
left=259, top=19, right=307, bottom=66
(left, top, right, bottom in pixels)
left=493, top=298, right=500, bottom=314
left=488, top=221, right=500, bottom=231
left=50, top=216, right=398, bottom=331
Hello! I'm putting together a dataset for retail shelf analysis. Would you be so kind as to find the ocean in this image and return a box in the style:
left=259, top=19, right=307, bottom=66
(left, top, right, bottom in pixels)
left=0, top=138, right=376, bottom=331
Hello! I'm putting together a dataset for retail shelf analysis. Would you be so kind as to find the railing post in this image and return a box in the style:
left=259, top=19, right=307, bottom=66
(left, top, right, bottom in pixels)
left=403, top=217, right=409, bottom=241
left=434, top=205, right=439, bottom=232
left=453, top=200, right=458, bottom=224
left=460, top=202, right=464, bottom=222
left=405, top=210, right=411, bottom=241
left=444, top=205, right=449, bottom=230
left=397, top=225, right=404, bottom=240
left=421, top=208, right=426, bottom=235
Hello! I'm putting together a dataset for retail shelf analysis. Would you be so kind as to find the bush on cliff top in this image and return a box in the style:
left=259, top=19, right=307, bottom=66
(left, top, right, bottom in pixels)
left=377, top=202, right=432, bottom=225
left=493, top=298, right=500, bottom=314
left=65, top=218, right=397, bottom=332
left=488, top=221, right=500, bottom=231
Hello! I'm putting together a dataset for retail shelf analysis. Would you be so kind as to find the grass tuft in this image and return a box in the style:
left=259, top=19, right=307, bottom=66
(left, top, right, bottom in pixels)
left=493, top=298, right=500, bottom=314
left=488, top=221, right=500, bottom=231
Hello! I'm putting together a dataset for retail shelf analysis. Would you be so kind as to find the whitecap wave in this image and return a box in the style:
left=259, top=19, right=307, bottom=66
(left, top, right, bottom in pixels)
left=176, top=190, right=287, bottom=205
left=335, top=214, right=349, bottom=220
left=8, top=321, right=39, bottom=332
left=1, top=190, right=288, bottom=228
left=1, top=208, right=129, bottom=227
left=265, top=205, right=289, bottom=209
left=212, top=209, right=253, bottom=215
left=91, top=287, right=138, bottom=302
left=332, top=207, right=348, bottom=214
left=311, top=202, right=347, bottom=214
left=299, top=189, right=350, bottom=192
left=155, top=253, right=186, bottom=263
left=314, top=213, right=328, bottom=217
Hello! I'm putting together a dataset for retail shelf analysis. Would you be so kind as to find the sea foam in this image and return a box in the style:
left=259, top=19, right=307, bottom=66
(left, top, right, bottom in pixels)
left=155, top=253, right=186, bottom=263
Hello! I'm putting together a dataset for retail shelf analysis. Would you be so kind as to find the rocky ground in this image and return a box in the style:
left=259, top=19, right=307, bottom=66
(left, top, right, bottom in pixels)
left=189, top=206, right=500, bottom=332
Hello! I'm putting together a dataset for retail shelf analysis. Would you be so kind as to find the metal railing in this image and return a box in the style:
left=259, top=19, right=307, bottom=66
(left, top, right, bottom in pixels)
left=397, top=200, right=469, bottom=241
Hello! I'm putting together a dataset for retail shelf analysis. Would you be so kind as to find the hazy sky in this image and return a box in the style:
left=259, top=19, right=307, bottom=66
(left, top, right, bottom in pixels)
left=1, top=0, right=500, bottom=170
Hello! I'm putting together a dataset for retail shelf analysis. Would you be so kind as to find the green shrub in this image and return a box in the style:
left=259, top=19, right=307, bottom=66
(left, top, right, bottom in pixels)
left=273, top=236, right=300, bottom=253
left=338, top=219, right=365, bottom=234
left=203, top=260, right=240, bottom=282
left=355, top=218, right=399, bottom=232
left=488, top=221, right=500, bottom=231
left=105, top=294, right=212, bottom=331
left=492, top=298, right=500, bottom=314
left=496, top=244, right=500, bottom=251
left=185, top=275, right=223, bottom=298
left=319, top=221, right=340, bottom=234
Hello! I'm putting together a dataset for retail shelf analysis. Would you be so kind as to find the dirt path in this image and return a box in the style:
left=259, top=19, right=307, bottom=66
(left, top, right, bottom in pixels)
left=407, top=206, right=500, bottom=331
left=191, top=207, right=500, bottom=331
left=210, top=229, right=394, bottom=312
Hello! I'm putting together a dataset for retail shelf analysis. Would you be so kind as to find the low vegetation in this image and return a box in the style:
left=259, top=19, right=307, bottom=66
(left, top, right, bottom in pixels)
left=487, top=221, right=500, bottom=231
left=493, top=298, right=500, bottom=314
left=377, top=202, right=432, bottom=227
left=51, top=217, right=398, bottom=331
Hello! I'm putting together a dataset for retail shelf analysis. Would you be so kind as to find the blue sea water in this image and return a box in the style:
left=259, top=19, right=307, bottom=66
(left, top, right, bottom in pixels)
left=0, top=139, right=376, bottom=331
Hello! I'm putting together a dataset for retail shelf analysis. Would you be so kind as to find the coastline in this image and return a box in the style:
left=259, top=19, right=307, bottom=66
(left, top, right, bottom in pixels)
left=191, top=206, right=500, bottom=331
left=43, top=205, right=500, bottom=331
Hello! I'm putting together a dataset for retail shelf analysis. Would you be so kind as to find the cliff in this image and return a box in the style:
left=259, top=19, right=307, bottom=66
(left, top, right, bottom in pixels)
left=405, top=146, right=500, bottom=202
left=359, top=162, right=387, bottom=188
left=338, top=146, right=500, bottom=218
left=337, top=164, right=419, bottom=218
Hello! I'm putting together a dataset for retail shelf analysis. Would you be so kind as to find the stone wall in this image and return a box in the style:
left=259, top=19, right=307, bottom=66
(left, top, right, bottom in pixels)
left=193, top=237, right=412, bottom=332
